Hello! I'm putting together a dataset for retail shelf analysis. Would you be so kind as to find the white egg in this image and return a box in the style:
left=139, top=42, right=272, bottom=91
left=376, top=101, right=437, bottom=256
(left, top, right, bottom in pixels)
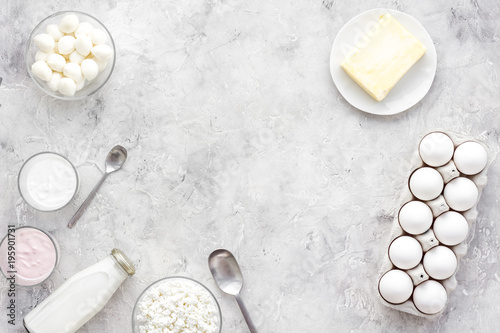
left=388, top=236, right=423, bottom=270
left=378, top=269, right=414, bottom=304
left=398, top=201, right=433, bottom=235
left=409, top=167, right=444, bottom=201
left=443, top=177, right=478, bottom=211
left=423, top=246, right=457, bottom=280
left=419, top=132, right=455, bottom=167
left=433, top=211, right=469, bottom=246
left=453, top=141, right=488, bottom=175
left=413, top=280, right=448, bottom=314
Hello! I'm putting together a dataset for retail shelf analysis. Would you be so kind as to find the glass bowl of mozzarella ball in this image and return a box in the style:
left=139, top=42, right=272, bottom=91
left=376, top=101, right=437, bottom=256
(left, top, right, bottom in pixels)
left=26, top=11, right=115, bottom=100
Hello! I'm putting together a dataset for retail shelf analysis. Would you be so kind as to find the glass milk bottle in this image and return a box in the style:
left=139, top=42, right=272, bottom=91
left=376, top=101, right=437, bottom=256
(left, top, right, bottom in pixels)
left=23, top=248, right=135, bottom=333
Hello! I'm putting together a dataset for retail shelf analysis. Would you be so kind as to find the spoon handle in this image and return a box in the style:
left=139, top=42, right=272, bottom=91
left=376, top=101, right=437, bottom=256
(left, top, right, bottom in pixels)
left=235, top=293, right=258, bottom=333
left=67, top=173, right=108, bottom=229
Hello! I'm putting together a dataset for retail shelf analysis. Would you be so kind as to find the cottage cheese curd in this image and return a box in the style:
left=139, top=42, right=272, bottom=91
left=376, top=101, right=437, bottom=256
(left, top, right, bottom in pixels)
left=135, top=277, right=220, bottom=333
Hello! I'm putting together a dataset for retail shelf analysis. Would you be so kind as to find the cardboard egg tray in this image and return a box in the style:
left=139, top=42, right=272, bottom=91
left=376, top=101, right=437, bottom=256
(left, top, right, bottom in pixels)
left=378, top=130, right=496, bottom=318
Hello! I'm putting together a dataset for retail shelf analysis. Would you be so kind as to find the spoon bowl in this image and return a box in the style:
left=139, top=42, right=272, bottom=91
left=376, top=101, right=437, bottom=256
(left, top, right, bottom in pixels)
left=209, top=249, right=244, bottom=295
left=105, top=146, right=127, bottom=173
left=209, top=249, right=258, bottom=333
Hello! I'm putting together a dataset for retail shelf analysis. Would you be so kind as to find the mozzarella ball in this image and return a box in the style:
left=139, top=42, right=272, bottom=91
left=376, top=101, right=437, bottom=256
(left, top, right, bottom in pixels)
left=31, top=61, right=53, bottom=81
left=75, top=35, right=93, bottom=56
left=399, top=201, right=433, bottom=235
left=409, top=167, right=444, bottom=201
left=58, top=36, right=76, bottom=55
left=75, top=22, right=94, bottom=36
left=59, top=14, right=80, bottom=33
left=453, top=141, right=488, bottom=175
left=443, top=177, right=478, bottom=211
left=433, top=211, right=469, bottom=246
left=35, top=50, right=53, bottom=62
left=419, top=132, right=455, bottom=167
left=90, top=28, right=106, bottom=45
left=47, top=53, right=66, bottom=72
left=75, top=78, right=85, bottom=92
left=46, top=24, right=64, bottom=41
left=69, top=50, right=86, bottom=64
left=47, top=72, right=63, bottom=91
left=34, top=34, right=55, bottom=52
left=91, top=56, right=108, bottom=72
left=81, top=59, right=99, bottom=81
left=91, top=44, right=113, bottom=62
left=388, top=236, right=423, bottom=270
left=378, top=270, right=413, bottom=304
left=413, top=280, right=447, bottom=314
left=423, top=246, right=457, bottom=280
left=57, top=77, right=76, bottom=96
left=63, top=63, right=83, bottom=82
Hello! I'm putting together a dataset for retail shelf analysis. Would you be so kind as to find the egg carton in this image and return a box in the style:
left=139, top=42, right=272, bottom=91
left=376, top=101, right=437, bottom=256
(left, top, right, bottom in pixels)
left=378, top=129, right=497, bottom=318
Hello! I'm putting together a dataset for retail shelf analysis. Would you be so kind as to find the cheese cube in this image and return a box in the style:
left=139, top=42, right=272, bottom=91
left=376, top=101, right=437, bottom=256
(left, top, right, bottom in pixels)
left=341, top=13, right=427, bottom=102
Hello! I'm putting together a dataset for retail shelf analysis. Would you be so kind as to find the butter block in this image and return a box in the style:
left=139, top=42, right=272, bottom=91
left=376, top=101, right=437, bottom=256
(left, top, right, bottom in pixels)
left=341, top=13, right=426, bottom=102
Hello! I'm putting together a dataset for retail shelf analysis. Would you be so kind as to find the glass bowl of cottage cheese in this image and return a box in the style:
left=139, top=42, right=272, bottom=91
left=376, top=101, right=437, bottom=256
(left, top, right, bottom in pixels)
left=132, top=276, right=222, bottom=333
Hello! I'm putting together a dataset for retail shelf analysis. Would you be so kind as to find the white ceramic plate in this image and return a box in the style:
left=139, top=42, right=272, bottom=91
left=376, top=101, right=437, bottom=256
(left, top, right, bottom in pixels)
left=330, top=8, right=437, bottom=115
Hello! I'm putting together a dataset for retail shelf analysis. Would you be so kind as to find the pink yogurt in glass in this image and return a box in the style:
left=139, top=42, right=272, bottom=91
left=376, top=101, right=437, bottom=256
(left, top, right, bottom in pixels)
left=0, top=227, right=58, bottom=286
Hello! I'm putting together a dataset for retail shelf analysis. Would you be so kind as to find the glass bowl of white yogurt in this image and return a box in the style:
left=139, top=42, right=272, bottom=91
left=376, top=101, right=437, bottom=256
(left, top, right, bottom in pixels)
left=18, top=152, right=79, bottom=211
left=132, top=276, right=222, bottom=333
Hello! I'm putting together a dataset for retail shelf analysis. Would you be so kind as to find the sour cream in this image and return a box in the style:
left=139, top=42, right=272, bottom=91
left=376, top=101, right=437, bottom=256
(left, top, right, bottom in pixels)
left=18, top=152, right=78, bottom=211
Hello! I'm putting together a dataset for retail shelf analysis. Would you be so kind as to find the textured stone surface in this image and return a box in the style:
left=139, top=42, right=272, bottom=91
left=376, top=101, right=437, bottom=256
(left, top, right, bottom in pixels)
left=1, top=0, right=499, bottom=332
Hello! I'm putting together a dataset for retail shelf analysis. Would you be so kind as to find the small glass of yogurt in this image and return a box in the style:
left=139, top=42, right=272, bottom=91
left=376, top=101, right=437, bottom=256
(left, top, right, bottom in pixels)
left=0, top=226, right=59, bottom=286
left=18, top=152, right=79, bottom=211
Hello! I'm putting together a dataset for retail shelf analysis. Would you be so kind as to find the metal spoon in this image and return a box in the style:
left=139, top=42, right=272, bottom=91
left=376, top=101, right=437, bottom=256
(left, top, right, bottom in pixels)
left=209, top=249, right=258, bottom=333
left=67, top=145, right=127, bottom=229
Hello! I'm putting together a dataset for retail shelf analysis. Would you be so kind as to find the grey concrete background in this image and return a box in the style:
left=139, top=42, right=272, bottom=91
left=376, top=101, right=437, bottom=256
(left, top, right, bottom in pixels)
left=1, top=0, right=499, bottom=332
